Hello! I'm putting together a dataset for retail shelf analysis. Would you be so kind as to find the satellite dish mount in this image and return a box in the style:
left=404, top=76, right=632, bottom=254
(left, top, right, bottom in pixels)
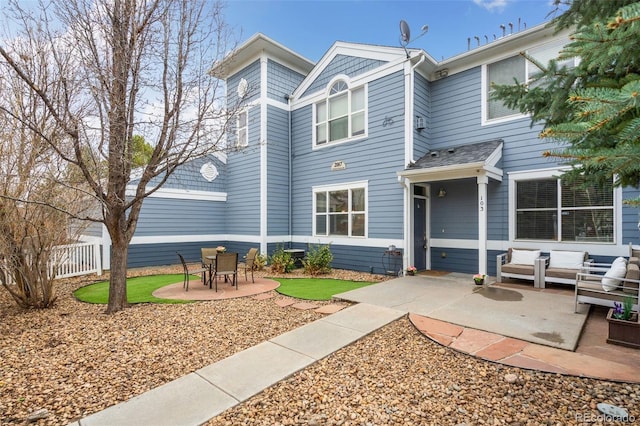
left=399, top=20, right=428, bottom=59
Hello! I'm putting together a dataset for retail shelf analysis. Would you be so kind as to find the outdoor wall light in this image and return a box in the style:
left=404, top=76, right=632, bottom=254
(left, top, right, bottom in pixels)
left=438, top=188, right=447, bottom=198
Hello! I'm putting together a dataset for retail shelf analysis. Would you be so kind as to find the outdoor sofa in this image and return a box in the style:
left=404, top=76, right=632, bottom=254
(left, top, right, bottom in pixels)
left=574, top=256, right=640, bottom=319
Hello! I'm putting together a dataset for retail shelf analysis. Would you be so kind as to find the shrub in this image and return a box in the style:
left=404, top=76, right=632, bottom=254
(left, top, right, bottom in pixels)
left=254, top=253, right=267, bottom=271
left=302, top=243, right=333, bottom=275
left=269, top=245, right=295, bottom=273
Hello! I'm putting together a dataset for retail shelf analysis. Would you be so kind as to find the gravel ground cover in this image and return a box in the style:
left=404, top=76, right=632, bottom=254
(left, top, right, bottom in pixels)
left=0, top=266, right=383, bottom=425
left=2, top=266, right=639, bottom=425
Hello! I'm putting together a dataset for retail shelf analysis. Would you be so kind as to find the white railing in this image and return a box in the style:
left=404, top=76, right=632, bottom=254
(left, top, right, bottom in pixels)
left=50, top=241, right=103, bottom=278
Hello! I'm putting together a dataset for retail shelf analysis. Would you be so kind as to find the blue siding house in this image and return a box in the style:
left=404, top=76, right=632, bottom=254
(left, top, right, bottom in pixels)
left=89, top=23, right=640, bottom=277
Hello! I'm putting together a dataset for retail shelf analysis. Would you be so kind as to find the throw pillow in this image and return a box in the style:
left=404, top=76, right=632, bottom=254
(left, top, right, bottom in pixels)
left=510, top=249, right=541, bottom=265
left=602, top=261, right=627, bottom=291
left=548, top=250, right=585, bottom=269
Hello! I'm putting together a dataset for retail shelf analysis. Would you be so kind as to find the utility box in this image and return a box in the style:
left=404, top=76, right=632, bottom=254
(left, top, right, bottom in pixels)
left=284, top=249, right=305, bottom=268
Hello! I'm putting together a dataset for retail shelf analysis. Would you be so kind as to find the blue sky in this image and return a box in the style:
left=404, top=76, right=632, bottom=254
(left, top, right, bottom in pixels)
left=224, top=0, right=566, bottom=62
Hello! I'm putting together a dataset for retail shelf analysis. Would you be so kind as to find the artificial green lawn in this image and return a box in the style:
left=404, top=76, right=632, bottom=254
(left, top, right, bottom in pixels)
left=73, top=274, right=196, bottom=304
left=73, top=274, right=376, bottom=304
left=273, top=278, right=375, bottom=300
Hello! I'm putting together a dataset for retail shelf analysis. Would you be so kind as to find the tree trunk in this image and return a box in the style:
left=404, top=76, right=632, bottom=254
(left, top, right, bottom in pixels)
left=107, top=237, right=129, bottom=313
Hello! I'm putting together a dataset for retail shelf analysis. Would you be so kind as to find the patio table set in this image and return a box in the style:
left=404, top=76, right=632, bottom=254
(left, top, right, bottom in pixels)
left=177, top=247, right=258, bottom=292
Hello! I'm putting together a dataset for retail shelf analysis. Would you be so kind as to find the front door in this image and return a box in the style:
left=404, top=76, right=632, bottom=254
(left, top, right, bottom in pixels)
left=413, top=197, right=427, bottom=270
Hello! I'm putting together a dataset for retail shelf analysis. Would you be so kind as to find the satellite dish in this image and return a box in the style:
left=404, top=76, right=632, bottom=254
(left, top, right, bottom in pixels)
left=399, top=20, right=428, bottom=58
left=400, top=20, right=411, bottom=46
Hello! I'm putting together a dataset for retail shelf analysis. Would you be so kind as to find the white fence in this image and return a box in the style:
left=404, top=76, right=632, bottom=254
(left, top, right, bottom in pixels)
left=50, top=241, right=103, bottom=278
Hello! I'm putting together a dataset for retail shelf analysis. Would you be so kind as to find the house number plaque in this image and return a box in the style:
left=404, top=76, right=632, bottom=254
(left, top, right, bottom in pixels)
left=331, top=160, right=346, bottom=171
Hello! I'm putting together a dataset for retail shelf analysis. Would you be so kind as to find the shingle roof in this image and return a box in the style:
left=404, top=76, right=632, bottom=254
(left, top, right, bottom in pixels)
left=408, top=139, right=503, bottom=170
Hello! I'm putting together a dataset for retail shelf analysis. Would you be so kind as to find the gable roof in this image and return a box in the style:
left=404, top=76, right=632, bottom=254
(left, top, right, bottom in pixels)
left=211, top=33, right=315, bottom=79
left=292, top=42, right=437, bottom=99
left=399, top=139, right=503, bottom=182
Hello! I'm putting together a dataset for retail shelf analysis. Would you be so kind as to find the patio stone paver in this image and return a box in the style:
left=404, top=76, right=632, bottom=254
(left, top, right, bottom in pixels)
left=253, top=293, right=275, bottom=300
left=291, top=302, right=320, bottom=310
left=275, top=298, right=296, bottom=307
left=500, top=353, right=570, bottom=374
left=409, top=313, right=463, bottom=337
left=449, top=328, right=504, bottom=354
left=475, top=338, right=529, bottom=361
left=315, top=304, right=347, bottom=314
left=426, top=332, right=455, bottom=347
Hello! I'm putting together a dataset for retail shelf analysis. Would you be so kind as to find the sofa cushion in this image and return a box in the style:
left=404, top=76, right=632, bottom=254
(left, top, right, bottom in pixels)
left=501, top=263, right=535, bottom=276
left=548, top=250, right=585, bottom=269
left=510, top=249, right=541, bottom=265
left=545, top=268, right=578, bottom=280
left=602, top=260, right=627, bottom=291
left=623, top=263, right=640, bottom=294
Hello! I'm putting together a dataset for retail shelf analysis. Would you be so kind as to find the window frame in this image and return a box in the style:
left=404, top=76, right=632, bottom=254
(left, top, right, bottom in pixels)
left=312, top=181, right=368, bottom=238
left=508, top=168, right=619, bottom=244
left=481, top=38, right=575, bottom=125
left=313, top=77, right=367, bottom=148
left=236, top=108, right=248, bottom=148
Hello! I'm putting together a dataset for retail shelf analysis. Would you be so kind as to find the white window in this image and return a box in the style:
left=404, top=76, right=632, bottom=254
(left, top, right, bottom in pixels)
left=483, top=38, right=575, bottom=124
left=237, top=110, right=248, bottom=147
left=315, top=79, right=366, bottom=146
left=515, top=176, right=614, bottom=242
left=314, top=183, right=367, bottom=237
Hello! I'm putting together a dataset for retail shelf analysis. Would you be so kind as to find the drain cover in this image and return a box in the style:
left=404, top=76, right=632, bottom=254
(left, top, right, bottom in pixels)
left=597, top=403, right=628, bottom=419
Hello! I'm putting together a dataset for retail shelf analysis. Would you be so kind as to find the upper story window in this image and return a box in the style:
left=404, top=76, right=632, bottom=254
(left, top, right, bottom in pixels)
left=515, top=176, right=614, bottom=243
left=484, top=38, right=575, bottom=124
left=314, top=182, right=367, bottom=237
left=237, top=110, right=248, bottom=147
left=315, top=79, right=366, bottom=146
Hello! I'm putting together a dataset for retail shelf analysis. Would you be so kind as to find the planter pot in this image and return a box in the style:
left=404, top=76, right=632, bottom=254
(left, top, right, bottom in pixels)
left=474, top=278, right=484, bottom=285
left=606, top=309, right=640, bottom=349
left=407, top=271, right=416, bottom=276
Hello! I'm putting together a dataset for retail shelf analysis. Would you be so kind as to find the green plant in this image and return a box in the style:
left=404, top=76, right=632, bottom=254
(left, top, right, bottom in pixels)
left=269, top=245, right=295, bottom=273
left=613, top=297, right=635, bottom=321
left=302, top=243, right=333, bottom=276
left=253, top=253, right=267, bottom=271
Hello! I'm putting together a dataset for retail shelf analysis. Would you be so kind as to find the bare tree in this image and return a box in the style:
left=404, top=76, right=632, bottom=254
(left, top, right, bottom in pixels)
left=0, top=0, right=239, bottom=313
left=0, top=58, right=89, bottom=308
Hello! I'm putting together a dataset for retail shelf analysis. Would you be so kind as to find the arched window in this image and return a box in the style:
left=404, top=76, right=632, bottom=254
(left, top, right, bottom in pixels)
left=315, top=79, right=366, bottom=146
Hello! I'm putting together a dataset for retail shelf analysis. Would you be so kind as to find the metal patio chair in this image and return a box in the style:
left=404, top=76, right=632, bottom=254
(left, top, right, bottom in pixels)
left=242, top=248, right=259, bottom=283
left=212, top=252, right=238, bottom=291
left=177, top=252, right=208, bottom=292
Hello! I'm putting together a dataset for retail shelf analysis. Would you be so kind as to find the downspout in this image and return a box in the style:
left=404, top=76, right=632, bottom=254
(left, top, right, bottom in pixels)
left=407, top=52, right=426, bottom=164
left=286, top=94, right=292, bottom=249
left=398, top=176, right=411, bottom=275
left=402, top=52, right=426, bottom=272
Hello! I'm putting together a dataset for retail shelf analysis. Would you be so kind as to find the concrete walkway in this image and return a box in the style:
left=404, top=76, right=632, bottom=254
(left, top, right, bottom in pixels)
left=71, top=303, right=405, bottom=426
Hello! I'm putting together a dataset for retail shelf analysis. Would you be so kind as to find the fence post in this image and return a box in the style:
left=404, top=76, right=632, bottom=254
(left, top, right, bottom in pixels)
left=95, top=242, right=103, bottom=276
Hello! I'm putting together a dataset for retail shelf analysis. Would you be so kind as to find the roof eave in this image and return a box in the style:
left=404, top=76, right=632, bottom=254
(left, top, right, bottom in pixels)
left=210, top=33, right=315, bottom=79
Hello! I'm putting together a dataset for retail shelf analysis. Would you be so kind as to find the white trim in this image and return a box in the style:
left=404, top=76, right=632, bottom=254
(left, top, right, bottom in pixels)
left=125, top=186, right=227, bottom=201
left=312, top=180, right=369, bottom=239
left=507, top=167, right=620, bottom=244
left=292, top=61, right=405, bottom=109
left=129, top=233, right=404, bottom=249
left=480, top=60, right=527, bottom=126
left=404, top=61, right=413, bottom=166
left=293, top=42, right=408, bottom=98
left=290, top=235, right=402, bottom=248
left=430, top=238, right=631, bottom=257
left=311, top=76, right=369, bottom=149
left=478, top=175, right=488, bottom=275
left=260, top=55, right=269, bottom=256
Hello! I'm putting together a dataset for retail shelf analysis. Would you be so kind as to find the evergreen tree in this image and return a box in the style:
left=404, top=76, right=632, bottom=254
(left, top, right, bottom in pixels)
left=492, top=0, right=640, bottom=201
